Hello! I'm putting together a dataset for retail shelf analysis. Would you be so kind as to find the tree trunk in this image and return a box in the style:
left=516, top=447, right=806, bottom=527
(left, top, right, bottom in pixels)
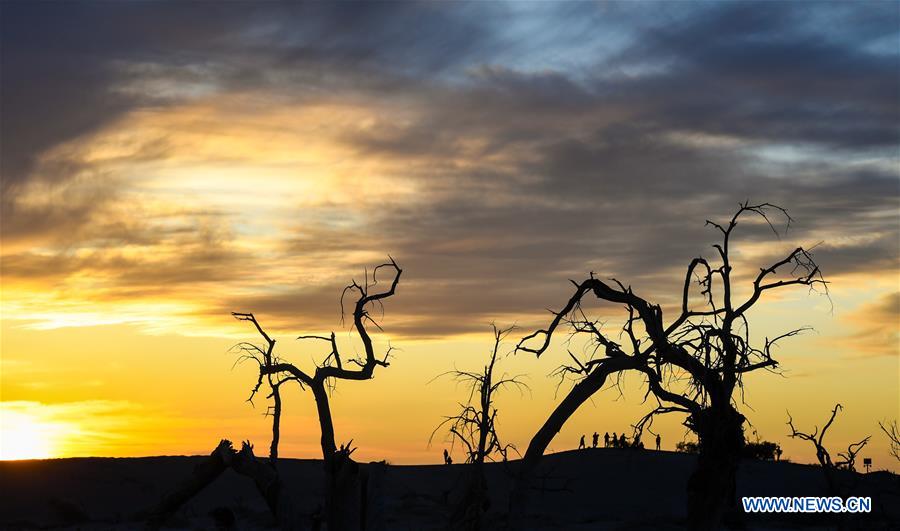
left=310, top=381, right=363, bottom=531
left=508, top=361, right=622, bottom=530
left=686, top=406, right=745, bottom=531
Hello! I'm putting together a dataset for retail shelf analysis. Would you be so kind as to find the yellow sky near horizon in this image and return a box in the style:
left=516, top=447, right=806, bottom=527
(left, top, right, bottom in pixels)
left=1, top=81, right=898, bottom=473
left=1, top=268, right=898, bottom=469
left=1, top=321, right=898, bottom=470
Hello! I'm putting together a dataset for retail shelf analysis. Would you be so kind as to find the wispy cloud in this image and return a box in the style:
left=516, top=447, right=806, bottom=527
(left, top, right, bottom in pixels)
left=839, top=292, right=900, bottom=358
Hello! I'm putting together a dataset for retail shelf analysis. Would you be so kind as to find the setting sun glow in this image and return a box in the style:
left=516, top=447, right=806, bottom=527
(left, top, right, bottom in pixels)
left=0, top=409, right=59, bottom=460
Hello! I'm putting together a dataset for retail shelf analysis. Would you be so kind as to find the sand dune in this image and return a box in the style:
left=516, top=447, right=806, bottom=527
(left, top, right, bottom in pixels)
left=1, top=448, right=897, bottom=530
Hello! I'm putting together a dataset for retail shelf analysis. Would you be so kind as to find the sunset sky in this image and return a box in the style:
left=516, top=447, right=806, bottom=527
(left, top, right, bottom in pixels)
left=1, top=1, right=898, bottom=471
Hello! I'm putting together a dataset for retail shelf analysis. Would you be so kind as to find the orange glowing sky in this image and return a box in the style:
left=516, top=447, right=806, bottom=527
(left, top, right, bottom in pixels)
left=1, top=1, right=898, bottom=470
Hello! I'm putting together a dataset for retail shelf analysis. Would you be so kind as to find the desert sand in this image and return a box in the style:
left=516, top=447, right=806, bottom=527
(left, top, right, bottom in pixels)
left=1, top=448, right=897, bottom=530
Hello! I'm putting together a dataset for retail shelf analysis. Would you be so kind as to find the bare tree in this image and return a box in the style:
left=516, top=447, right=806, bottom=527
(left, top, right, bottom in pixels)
left=232, top=312, right=283, bottom=464
left=788, top=404, right=871, bottom=492
left=233, top=258, right=402, bottom=531
left=430, top=325, right=527, bottom=530
left=432, top=325, right=525, bottom=465
left=509, top=203, right=826, bottom=531
left=879, top=420, right=900, bottom=462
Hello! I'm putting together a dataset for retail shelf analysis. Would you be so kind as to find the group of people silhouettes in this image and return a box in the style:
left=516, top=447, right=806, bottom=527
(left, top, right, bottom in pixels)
left=579, top=431, right=662, bottom=451
left=445, top=430, right=663, bottom=464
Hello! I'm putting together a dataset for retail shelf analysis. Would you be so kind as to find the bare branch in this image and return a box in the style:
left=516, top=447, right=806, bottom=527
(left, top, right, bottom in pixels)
left=879, top=420, right=900, bottom=462
left=835, top=436, right=871, bottom=472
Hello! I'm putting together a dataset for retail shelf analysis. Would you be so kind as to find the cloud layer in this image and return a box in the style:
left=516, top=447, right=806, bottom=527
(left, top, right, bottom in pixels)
left=1, top=0, right=897, bottom=345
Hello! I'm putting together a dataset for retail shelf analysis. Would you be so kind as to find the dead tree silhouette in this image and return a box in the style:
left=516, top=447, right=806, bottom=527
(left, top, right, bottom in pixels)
left=429, top=325, right=527, bottom=531
left=147, top=259, right=402, bottom=531
left=231, top=312, right=283, bottom=464
left=508, top=203, right=827, bottom=531
left=787, top=404, right=871, bottom=493
left=879, top=420, right=900, bottom=462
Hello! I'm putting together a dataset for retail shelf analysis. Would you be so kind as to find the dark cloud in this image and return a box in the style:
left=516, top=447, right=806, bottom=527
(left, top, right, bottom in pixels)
left=602, top=2, right=899, bottom=150
left=0, top=0, right=506, bottom=240
left=1, top=1, right=897, bottom=337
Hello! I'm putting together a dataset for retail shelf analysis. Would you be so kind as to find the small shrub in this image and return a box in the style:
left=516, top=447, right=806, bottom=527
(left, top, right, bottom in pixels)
left=676, top=441, right=699, bottom=454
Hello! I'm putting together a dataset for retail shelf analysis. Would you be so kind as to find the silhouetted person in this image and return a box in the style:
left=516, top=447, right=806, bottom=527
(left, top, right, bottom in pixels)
left=604, top=432, right=610, bottom=448
left=656, top=433, right=661, bottom=451
left=443, top=449, right=452, bottom=465
left=619, top=433, right=626, bottom=448
left=578, top=434, right=586, bottom=449
left=592, top=432, right=599, bottom=448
